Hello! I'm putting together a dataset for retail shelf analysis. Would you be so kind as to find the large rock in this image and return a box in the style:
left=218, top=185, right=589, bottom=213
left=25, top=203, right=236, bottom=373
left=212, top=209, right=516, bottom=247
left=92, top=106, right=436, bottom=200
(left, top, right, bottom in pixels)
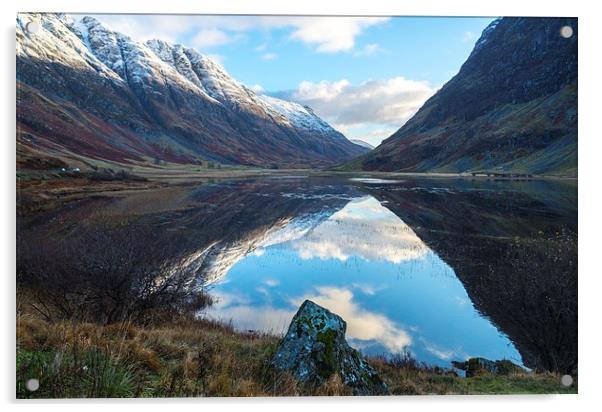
left=452, top=357, right=524, bottom=377
left=273, top=300, right=388, bottom=395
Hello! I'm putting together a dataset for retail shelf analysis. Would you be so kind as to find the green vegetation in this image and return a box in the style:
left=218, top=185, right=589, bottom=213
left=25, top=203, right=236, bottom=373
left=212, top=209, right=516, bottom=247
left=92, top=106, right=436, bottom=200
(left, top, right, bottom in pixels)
left=371, top=354, right=576, bottom=395
left=17, top=349, right=135, bottom=398
left=315, top=329, right=339, bottom=379
left=17, top=313, right=283, bottom=398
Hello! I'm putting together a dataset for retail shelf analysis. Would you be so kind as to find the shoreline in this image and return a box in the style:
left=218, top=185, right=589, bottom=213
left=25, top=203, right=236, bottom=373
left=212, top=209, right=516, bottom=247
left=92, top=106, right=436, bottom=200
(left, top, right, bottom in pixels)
left=16, top=166, right=577, bottom=217
left=17, top=165, right=578, bottom=186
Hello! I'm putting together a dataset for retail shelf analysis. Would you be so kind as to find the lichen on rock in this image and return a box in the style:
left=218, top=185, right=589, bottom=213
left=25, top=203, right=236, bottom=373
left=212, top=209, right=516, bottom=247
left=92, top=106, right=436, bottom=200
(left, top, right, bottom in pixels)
left=272, top=299, right=388, bottom=395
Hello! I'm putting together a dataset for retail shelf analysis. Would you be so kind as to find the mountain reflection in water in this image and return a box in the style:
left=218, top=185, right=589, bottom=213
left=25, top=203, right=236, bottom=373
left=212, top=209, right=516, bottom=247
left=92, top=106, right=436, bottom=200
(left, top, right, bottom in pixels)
left=18, top=176, right=577, bottom=373
left=205, top=194, right=521, bottom=366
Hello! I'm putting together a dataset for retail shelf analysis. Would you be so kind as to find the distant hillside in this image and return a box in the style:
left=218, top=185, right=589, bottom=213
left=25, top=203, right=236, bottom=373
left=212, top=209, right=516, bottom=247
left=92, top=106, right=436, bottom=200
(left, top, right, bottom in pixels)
left=350, top=139, right=375, bottom=150
left=16, top=14, right=367, bottom=170
left=346, top=17, right=577, bottom=176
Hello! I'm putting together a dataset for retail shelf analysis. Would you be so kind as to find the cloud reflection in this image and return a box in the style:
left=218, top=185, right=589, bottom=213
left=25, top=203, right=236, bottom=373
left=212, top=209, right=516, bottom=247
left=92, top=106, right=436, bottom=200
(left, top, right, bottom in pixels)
left=201, top=196, right=434, bottom=356
left=290, top=197, right=428, bottom=263
left=206, top=291, right=295, bottom=334
left=200, top=196, right=429, bottom=286
left=206, top=286, right=412, bottom=354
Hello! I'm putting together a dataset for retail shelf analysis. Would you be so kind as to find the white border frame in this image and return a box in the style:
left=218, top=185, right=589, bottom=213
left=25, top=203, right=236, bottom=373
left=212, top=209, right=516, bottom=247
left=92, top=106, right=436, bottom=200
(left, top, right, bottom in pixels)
left=3, top=1, right=600, bottom=411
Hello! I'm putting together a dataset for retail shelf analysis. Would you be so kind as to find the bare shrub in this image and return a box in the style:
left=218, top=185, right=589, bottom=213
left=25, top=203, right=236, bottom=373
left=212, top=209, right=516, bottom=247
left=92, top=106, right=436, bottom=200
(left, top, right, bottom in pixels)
left=17, top=219, right=211, bottom=324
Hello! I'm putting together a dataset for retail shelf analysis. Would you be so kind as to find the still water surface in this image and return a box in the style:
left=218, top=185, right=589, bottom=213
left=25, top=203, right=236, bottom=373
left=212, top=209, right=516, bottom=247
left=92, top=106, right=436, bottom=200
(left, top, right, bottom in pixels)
left=21, top=175, right=577, bottom=371
left=206, top=195, right=522, bottom=367
left=198, top=176, right=577, bottom=371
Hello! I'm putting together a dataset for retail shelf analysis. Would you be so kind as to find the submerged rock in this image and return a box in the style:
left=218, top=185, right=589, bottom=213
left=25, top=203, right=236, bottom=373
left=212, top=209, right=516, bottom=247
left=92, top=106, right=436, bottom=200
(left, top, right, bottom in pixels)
left=273, top=299, right=388, bottom=396
left=452, top=357, right=524, bottom=377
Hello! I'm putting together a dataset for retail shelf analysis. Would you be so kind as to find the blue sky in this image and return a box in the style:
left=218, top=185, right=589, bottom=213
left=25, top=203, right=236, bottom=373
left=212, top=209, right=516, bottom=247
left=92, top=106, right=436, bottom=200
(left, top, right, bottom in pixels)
left=91, top=15, right=494, bottom=146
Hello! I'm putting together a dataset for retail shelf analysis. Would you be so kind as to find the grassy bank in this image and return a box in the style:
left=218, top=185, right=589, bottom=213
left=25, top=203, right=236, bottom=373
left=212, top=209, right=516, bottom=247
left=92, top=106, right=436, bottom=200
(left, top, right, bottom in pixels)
left=16, top=313, right=576, bottom=398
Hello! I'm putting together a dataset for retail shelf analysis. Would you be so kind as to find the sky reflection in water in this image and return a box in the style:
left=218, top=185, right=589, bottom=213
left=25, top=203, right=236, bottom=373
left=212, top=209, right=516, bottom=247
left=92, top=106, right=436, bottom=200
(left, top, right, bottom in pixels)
left=204, top=195, right=522, bottom=368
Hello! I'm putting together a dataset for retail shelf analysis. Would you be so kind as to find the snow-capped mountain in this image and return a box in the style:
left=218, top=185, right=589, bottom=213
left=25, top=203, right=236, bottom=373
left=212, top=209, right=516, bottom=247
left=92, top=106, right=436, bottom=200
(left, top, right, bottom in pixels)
left=144, top=38, right=347, bottom=140
left=16, top=13, right=367, bottom=168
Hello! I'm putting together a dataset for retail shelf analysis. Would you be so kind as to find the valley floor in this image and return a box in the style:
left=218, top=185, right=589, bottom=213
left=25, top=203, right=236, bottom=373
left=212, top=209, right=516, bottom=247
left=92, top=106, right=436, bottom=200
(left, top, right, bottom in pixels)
left=17, top=164, right=576, bottom=217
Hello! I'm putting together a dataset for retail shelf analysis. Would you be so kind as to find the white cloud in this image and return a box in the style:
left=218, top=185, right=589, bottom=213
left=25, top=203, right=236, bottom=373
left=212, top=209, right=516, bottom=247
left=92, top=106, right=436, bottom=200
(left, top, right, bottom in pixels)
left=276, top=77, right=436, bottom=145
left=254, top=195, right=427, bottom=263
left=88, top=14, right=183, bottom=43
left=191, top=29, right=231, bottom=49
left=264, top=279, right=279, bottom=287
left=354, top=43, right=384, bottom=57
left=207, top=303, right=295, bottom=335
left=463, top=31, right=476, bottom=43
left=262, top=52, right=278, bottom=60
left=212, top=291, right=251, bottom=307
left=289, top=17, right=388, bottom=53
left=290, top=197, right=428, bottom=264
left=351, top=283, right=384, bottom=296
left=290, top=77, right=435, bottom=127
left=249, top=83, right=264, bottom=93
left=256, top=286, right=269, bottom=296
left=206, top=285, right=412, bottom=352
left=422, top=341, right=458, bottom=360
left=90, top=15, right=388, bottom=54
left=294, top=79, right=351, bottom=102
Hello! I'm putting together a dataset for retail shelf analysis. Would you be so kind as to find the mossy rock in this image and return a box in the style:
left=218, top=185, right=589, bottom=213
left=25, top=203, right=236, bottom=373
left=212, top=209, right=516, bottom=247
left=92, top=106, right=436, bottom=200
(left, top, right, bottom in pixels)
left=452, top=357, right=524, bottom=377
left=272, top=300, right=388, bottom=395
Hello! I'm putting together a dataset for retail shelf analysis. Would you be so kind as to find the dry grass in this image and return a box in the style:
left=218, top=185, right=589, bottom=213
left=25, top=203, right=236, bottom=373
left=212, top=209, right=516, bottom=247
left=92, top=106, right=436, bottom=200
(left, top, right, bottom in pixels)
left=16, top=312, right=577, bottom=398
left=17, top=313, right=283, bottom=398
left=369, top=355, right=576, bottom=395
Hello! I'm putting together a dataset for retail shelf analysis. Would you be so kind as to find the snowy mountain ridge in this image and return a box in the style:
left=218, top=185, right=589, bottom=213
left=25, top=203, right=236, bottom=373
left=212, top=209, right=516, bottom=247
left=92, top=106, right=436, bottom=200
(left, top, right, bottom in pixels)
left=16, top=13, right=366, bottom=168
left=47, top=13, right=344, bottom=140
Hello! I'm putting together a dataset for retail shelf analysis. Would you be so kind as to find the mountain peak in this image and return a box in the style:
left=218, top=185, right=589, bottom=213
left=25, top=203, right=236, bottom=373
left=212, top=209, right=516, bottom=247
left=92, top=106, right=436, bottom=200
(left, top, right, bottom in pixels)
left=17, top=13, right=368, bottom=168
left=471, top=17, right=502, bottom=54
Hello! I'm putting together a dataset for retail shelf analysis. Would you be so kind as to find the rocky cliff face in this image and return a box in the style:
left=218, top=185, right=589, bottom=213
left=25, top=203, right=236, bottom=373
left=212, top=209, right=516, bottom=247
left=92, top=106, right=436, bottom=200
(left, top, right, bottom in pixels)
left=353, top=17, right=577, bottom=176
left=16, top=13, right=366, bottom=169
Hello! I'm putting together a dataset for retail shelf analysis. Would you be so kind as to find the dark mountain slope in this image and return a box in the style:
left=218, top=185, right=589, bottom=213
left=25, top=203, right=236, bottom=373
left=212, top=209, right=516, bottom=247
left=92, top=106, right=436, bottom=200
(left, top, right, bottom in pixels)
left=350, top=17, right=577, bottom=176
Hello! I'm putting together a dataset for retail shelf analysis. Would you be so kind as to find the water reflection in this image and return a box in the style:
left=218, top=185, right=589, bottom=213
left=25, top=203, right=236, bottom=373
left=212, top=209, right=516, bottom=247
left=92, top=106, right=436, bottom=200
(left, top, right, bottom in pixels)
left=204, top=191, right=523, bottom=367
left=283, top=197, right=428, bottom=263
left=18, top=176, right=577, bottom=373
left=362, top=178, right=577, bottom=373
